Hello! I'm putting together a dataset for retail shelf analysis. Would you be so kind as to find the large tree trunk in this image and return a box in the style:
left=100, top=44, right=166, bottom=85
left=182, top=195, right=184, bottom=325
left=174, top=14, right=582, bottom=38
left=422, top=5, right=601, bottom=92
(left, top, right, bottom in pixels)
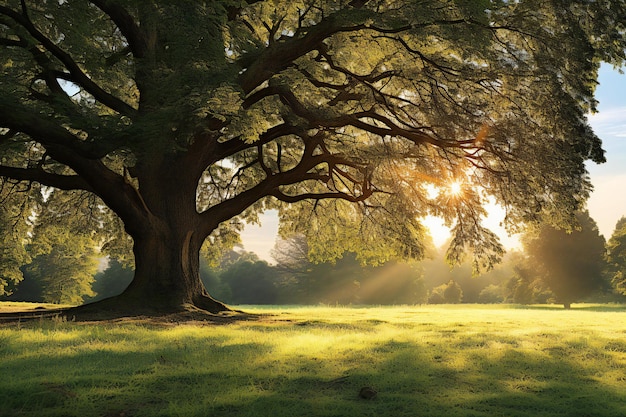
left=78, top=165, right=232, bottom=317
left=114, top=227, right=229, bottom=314
left=60, top=144, right=244, bottom=318
left=100, top=156, right=234, bottom=315
left=77, top=225, right=230, bottom=318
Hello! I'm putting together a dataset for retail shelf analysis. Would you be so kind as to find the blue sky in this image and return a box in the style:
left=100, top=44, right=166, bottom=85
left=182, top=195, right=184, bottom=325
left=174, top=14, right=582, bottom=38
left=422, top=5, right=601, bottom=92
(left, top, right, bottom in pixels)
left=241, top=64, right=626, bottom=261
left=586, top=63, right=626, bottom=239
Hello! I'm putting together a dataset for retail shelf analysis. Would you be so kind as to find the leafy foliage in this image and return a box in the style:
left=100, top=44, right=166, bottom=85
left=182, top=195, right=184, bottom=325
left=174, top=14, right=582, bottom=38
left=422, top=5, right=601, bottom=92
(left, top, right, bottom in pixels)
left=521, top=211, right=607, bottom=308
left=25, top=223, right=99, bottom=304
left=606, top=216, right=626, bottom=296
left=0, top=181, right=32, bottom=295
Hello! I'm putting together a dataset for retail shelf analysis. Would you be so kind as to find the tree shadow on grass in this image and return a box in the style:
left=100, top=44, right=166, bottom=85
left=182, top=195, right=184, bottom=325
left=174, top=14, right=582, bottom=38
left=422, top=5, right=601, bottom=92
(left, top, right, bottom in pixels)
left=1, top=325, right=625, bottom=417
left=216, top=333, right=625, bottom=417
left=213, top=337, right=626, bottom=417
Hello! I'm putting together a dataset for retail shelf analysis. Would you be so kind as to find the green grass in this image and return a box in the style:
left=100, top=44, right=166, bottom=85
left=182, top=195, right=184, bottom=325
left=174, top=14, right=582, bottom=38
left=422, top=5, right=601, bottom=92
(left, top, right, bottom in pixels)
left=0, top=301, right=73, bottom=312
left=1, top=304, right=626, bottom=417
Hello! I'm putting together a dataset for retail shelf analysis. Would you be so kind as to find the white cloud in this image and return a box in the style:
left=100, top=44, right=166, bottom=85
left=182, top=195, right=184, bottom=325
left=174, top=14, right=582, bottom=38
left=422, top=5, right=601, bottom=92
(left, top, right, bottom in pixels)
left=588, top=107, right=626, bottom=138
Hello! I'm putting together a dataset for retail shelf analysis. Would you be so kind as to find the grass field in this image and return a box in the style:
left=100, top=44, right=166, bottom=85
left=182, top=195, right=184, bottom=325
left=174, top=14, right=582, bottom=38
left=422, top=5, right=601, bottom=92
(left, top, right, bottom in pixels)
left=1, top=304, right=625, bottom=417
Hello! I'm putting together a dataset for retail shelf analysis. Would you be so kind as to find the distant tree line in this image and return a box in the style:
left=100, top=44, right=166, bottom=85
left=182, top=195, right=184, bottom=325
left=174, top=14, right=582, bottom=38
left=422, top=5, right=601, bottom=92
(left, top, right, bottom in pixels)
left=2, top=209, right=626, bottom=308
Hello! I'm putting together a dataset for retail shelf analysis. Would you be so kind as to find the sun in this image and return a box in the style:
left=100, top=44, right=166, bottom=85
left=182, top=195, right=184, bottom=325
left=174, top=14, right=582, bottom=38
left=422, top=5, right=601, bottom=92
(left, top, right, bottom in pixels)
left=446, top=180, right=464, bottom=197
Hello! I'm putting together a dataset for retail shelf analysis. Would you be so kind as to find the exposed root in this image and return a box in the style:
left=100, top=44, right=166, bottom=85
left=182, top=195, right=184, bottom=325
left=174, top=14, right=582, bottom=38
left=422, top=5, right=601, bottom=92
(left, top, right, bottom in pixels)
left=192, top=293, right=234, bottom=313
left=0, top=296, right=253, bottom=325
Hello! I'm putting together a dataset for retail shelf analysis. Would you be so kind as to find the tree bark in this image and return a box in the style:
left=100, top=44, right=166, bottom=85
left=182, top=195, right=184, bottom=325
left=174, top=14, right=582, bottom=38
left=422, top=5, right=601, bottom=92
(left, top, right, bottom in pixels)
left=114, top=227, right=229, bottom=313
left=89, top=152, right=233, bottom=314
left=78, top=225, right=229, bottom=317
left=83, top=162, right=232, bottom=316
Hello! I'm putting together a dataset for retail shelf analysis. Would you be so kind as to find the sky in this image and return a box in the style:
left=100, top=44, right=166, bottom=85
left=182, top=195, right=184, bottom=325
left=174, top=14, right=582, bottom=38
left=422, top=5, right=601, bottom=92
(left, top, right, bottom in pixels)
left=586, top=64, right=626, bottom=241
left=241, top=64, right=626, bottom=262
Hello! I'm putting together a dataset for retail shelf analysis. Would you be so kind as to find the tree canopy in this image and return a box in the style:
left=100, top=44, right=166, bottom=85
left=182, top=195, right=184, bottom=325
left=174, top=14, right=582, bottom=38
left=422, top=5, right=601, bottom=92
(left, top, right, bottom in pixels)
left=1, top=0, right=624, bottom=315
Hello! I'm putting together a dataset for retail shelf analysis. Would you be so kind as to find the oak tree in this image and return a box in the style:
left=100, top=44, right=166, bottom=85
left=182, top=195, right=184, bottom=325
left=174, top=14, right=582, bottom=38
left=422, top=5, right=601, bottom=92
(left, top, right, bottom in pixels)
left=1, top=1, right=624, bottom=315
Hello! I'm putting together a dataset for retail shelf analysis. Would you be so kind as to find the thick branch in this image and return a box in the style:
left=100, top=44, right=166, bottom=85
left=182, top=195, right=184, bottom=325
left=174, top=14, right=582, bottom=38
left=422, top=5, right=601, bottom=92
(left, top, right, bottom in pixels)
left=0, top=5, right=137, bottom=117
left=0, top=165, right=94, bottom=191
left=238, top=11, right=380, bottom=93
left=0, top=100, right=109, bottom=159
left=1, top=101, right=149, bottom=230
left=238, top=6, right=475, bottom=94
left=214, top=123, right=302, bottom=162
left=4, top=32, right=82, bottom=113
left=201, top=140, right=368, bottom=236
left=0, top=129, right=17, bottom=144
left=41, top=144, right=151, bottom=235
left=248, top=85, right=446, bottom=148
left=89, top=0, right=146, bottom=58
left=270, top=189, right=372, bottom=204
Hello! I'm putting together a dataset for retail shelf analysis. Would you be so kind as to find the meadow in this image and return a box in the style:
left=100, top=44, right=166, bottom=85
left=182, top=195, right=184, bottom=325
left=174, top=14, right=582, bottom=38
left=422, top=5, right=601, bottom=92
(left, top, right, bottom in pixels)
left=1, top=304, right=625, bottom=417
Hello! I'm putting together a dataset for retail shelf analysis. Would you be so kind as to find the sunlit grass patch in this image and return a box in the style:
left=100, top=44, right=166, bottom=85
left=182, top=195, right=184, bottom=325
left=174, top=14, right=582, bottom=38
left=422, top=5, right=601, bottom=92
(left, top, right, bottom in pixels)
left=0, top=301, right=73, bottom=313
left=1, top=304, right=625, bottom=416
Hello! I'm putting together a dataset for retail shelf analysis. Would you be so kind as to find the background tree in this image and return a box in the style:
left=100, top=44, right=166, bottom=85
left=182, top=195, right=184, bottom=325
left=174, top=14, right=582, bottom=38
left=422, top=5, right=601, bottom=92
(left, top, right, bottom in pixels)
left=1, top=1, right=624, bottom=315
left=0, top=181, right=32, bottom=295
left=522, top=211, right=607, bottom=309
left=443, top=280, right=463, bottom=304
left=606, top=217, right=626, bottom=297
left=271, top=235, right=311, bottom=277
left=272, top=235, right=427, bottom=304
left=272, top=235, right=362, bottom=304
left=478, top=284, right=504, bottom=304
left=504, top=259, right=552, bottom=305
left=217, top=255, right=279, bottom=305
left=428, top=279, right=462, bottom=304
left=90, top=258, right=133, bottom=302
left=427, top=289, right=445, bottom=305
left=24, top=224, right=100, bottom=304
left=421, top=246, right=517, bottom=303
